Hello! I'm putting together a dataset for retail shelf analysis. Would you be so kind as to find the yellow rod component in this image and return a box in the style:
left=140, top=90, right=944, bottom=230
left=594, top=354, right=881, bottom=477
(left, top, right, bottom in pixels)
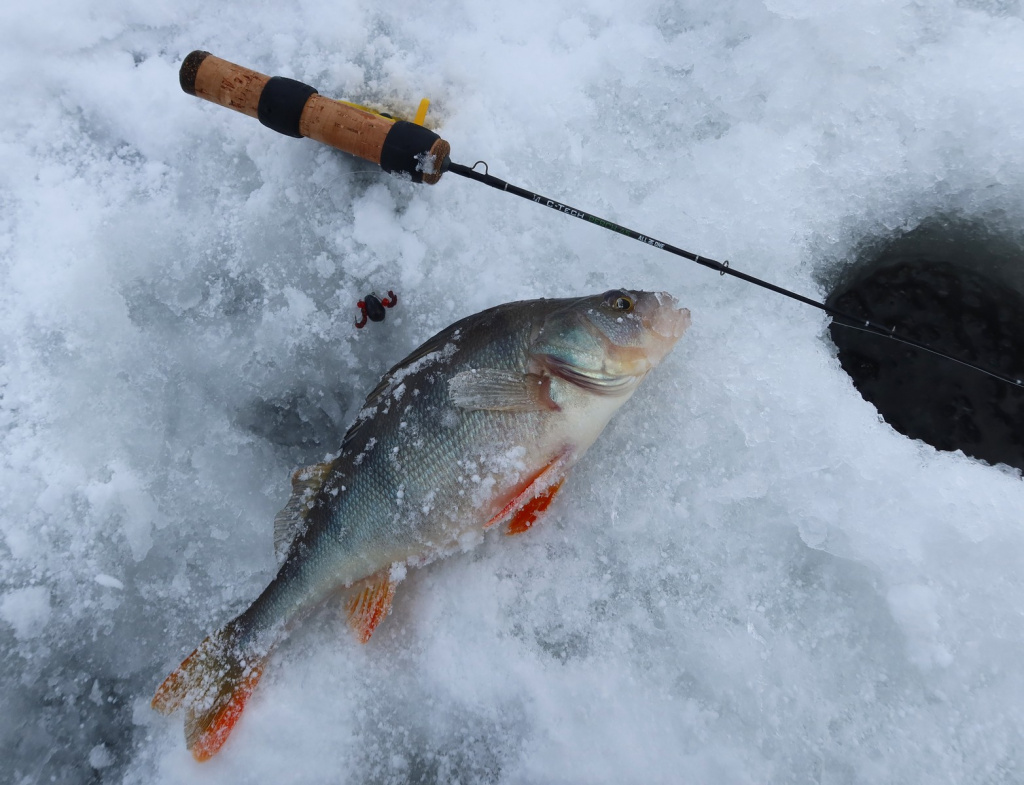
left=413, top=98, right=430, bottom=126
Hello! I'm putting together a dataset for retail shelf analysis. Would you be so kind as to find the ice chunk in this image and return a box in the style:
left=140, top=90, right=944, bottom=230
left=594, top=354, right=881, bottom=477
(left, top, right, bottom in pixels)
left=0, top=586, right=52, bottom=640
left=95, top=574, right=125, bottom=590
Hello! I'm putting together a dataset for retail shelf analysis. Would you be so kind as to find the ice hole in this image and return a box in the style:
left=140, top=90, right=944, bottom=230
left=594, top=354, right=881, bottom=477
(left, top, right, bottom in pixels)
left=826, top=219, right=1024, bottom=472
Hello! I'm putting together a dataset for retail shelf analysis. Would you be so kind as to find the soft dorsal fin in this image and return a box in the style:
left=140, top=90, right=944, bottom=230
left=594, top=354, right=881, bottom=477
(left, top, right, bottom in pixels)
left=448, top=369, right=559, bottom=412
left=273, top=462, right=333, bottom=562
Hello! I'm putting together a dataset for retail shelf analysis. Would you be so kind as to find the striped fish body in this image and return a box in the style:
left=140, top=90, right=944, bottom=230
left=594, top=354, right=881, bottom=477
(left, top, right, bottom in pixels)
left=153, top=289, right=689, bottom=760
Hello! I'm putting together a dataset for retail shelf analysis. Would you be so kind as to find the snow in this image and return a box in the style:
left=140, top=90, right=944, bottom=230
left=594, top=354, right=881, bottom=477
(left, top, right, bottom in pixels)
left=1, top=586, right=52, bottom=641
left=3, top=0, right=1024, bottom=783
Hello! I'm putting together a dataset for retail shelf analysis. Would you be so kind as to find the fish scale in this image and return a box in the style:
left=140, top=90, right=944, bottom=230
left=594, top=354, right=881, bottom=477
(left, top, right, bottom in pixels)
left=289, top=305, right=554, bottom=601
left=152, top=289, right=689, bottom=760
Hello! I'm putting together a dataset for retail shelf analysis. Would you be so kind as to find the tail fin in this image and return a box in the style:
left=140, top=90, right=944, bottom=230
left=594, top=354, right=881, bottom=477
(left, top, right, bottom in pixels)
left=152, top=620, right=269, bottom=761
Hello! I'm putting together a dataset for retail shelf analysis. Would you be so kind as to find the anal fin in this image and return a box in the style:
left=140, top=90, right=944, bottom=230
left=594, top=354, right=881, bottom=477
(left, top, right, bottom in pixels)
left=345, top=572, right=396, bottom=644
left=506, top=479, right=564, bottom=535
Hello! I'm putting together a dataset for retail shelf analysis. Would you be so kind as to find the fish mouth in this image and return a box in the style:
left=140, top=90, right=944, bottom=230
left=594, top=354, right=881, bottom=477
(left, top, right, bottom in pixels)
left=645, top=292, right=691, bottom=342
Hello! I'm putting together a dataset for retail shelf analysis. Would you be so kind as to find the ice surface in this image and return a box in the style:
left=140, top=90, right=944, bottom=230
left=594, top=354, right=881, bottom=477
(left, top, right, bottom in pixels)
left=3, top=0, right=1024, bottom=782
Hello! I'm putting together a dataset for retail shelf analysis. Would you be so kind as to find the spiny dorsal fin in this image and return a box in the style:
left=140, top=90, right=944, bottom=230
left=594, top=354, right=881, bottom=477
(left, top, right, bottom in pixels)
left=273, top=462, right=333, bottom=562
left=448, top=369, right=559, bottom=412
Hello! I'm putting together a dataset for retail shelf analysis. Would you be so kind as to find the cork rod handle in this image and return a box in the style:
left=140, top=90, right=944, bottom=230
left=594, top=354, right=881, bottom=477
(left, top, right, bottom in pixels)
left=179, top=51, right=450, bottom=184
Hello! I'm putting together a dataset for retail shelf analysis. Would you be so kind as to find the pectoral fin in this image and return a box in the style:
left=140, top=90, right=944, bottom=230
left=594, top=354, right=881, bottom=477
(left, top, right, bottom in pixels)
left=448, top=369, right=559, bottom=412
left=345, top=572, right=397, bottom=644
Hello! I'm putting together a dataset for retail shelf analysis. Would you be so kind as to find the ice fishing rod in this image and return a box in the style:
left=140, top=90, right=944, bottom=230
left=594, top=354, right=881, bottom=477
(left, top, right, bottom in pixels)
left=179, top=51, right=1024, bottom=389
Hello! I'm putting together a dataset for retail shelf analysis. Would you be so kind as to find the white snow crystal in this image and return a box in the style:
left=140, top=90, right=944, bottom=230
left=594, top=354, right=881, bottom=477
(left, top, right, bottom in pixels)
left=94, top=574, right=125, bottom=590
left=0, top=587, right=52, bottom=640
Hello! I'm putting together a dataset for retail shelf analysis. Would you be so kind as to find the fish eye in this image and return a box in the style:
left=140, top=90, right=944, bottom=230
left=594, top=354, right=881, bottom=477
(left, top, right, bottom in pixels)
left=602, top=290, right=635, bottom=312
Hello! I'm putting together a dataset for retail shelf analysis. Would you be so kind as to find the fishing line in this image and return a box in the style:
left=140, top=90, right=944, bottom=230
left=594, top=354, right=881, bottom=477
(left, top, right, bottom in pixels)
left=446, top=160, right=1024, bottom=390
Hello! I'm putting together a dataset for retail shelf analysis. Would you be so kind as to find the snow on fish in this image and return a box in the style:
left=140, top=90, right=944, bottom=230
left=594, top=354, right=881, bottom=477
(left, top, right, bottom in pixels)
left=152, top=289, right=690, bottom=760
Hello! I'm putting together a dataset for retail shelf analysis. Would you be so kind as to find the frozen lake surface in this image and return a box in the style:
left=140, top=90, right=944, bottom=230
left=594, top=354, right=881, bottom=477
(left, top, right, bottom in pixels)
left=3, top=0, right=1024, bottom=782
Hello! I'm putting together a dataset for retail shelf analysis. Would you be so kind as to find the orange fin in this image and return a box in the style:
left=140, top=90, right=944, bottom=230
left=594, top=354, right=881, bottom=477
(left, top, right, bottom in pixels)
left=152, top=620, right=270, bottom=762
left=486, top=452, right=568, bottom=532
left=188, top=661, right=264, bottom=761
left=346, top=572, right=396, bottom=644
left=506, top=479, right=564, bottom=535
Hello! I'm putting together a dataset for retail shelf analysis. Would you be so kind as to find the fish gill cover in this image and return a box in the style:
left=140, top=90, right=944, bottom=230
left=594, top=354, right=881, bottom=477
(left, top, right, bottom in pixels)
left=2, top=0, right=1024, bottom=783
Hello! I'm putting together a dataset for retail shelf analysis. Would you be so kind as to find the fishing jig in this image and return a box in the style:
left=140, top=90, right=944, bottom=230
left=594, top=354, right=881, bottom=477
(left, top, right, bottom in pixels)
left=177, top=50, right=1023, bottom=389
left=355, top=291, right=398, bottom=328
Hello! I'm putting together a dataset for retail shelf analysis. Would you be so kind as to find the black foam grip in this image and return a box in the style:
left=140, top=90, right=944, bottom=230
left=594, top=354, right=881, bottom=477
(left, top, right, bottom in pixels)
left=257, top=76, right=318, bottom=138
left=379, top=121, right=441, bottom=182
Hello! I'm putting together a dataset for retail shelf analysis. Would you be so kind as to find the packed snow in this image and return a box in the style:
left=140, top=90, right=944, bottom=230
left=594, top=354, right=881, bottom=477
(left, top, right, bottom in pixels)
left=3, top=0, right=1024, bottom=782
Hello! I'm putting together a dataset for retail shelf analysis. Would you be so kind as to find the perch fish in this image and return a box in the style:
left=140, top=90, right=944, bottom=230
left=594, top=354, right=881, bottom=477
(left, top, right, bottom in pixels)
left=152, top=289, right=690, bottom=760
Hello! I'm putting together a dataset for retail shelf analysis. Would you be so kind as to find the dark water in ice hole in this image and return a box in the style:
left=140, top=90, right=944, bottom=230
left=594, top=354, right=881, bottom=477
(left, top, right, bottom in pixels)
left=828, top=257, right=1024, bottom=473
